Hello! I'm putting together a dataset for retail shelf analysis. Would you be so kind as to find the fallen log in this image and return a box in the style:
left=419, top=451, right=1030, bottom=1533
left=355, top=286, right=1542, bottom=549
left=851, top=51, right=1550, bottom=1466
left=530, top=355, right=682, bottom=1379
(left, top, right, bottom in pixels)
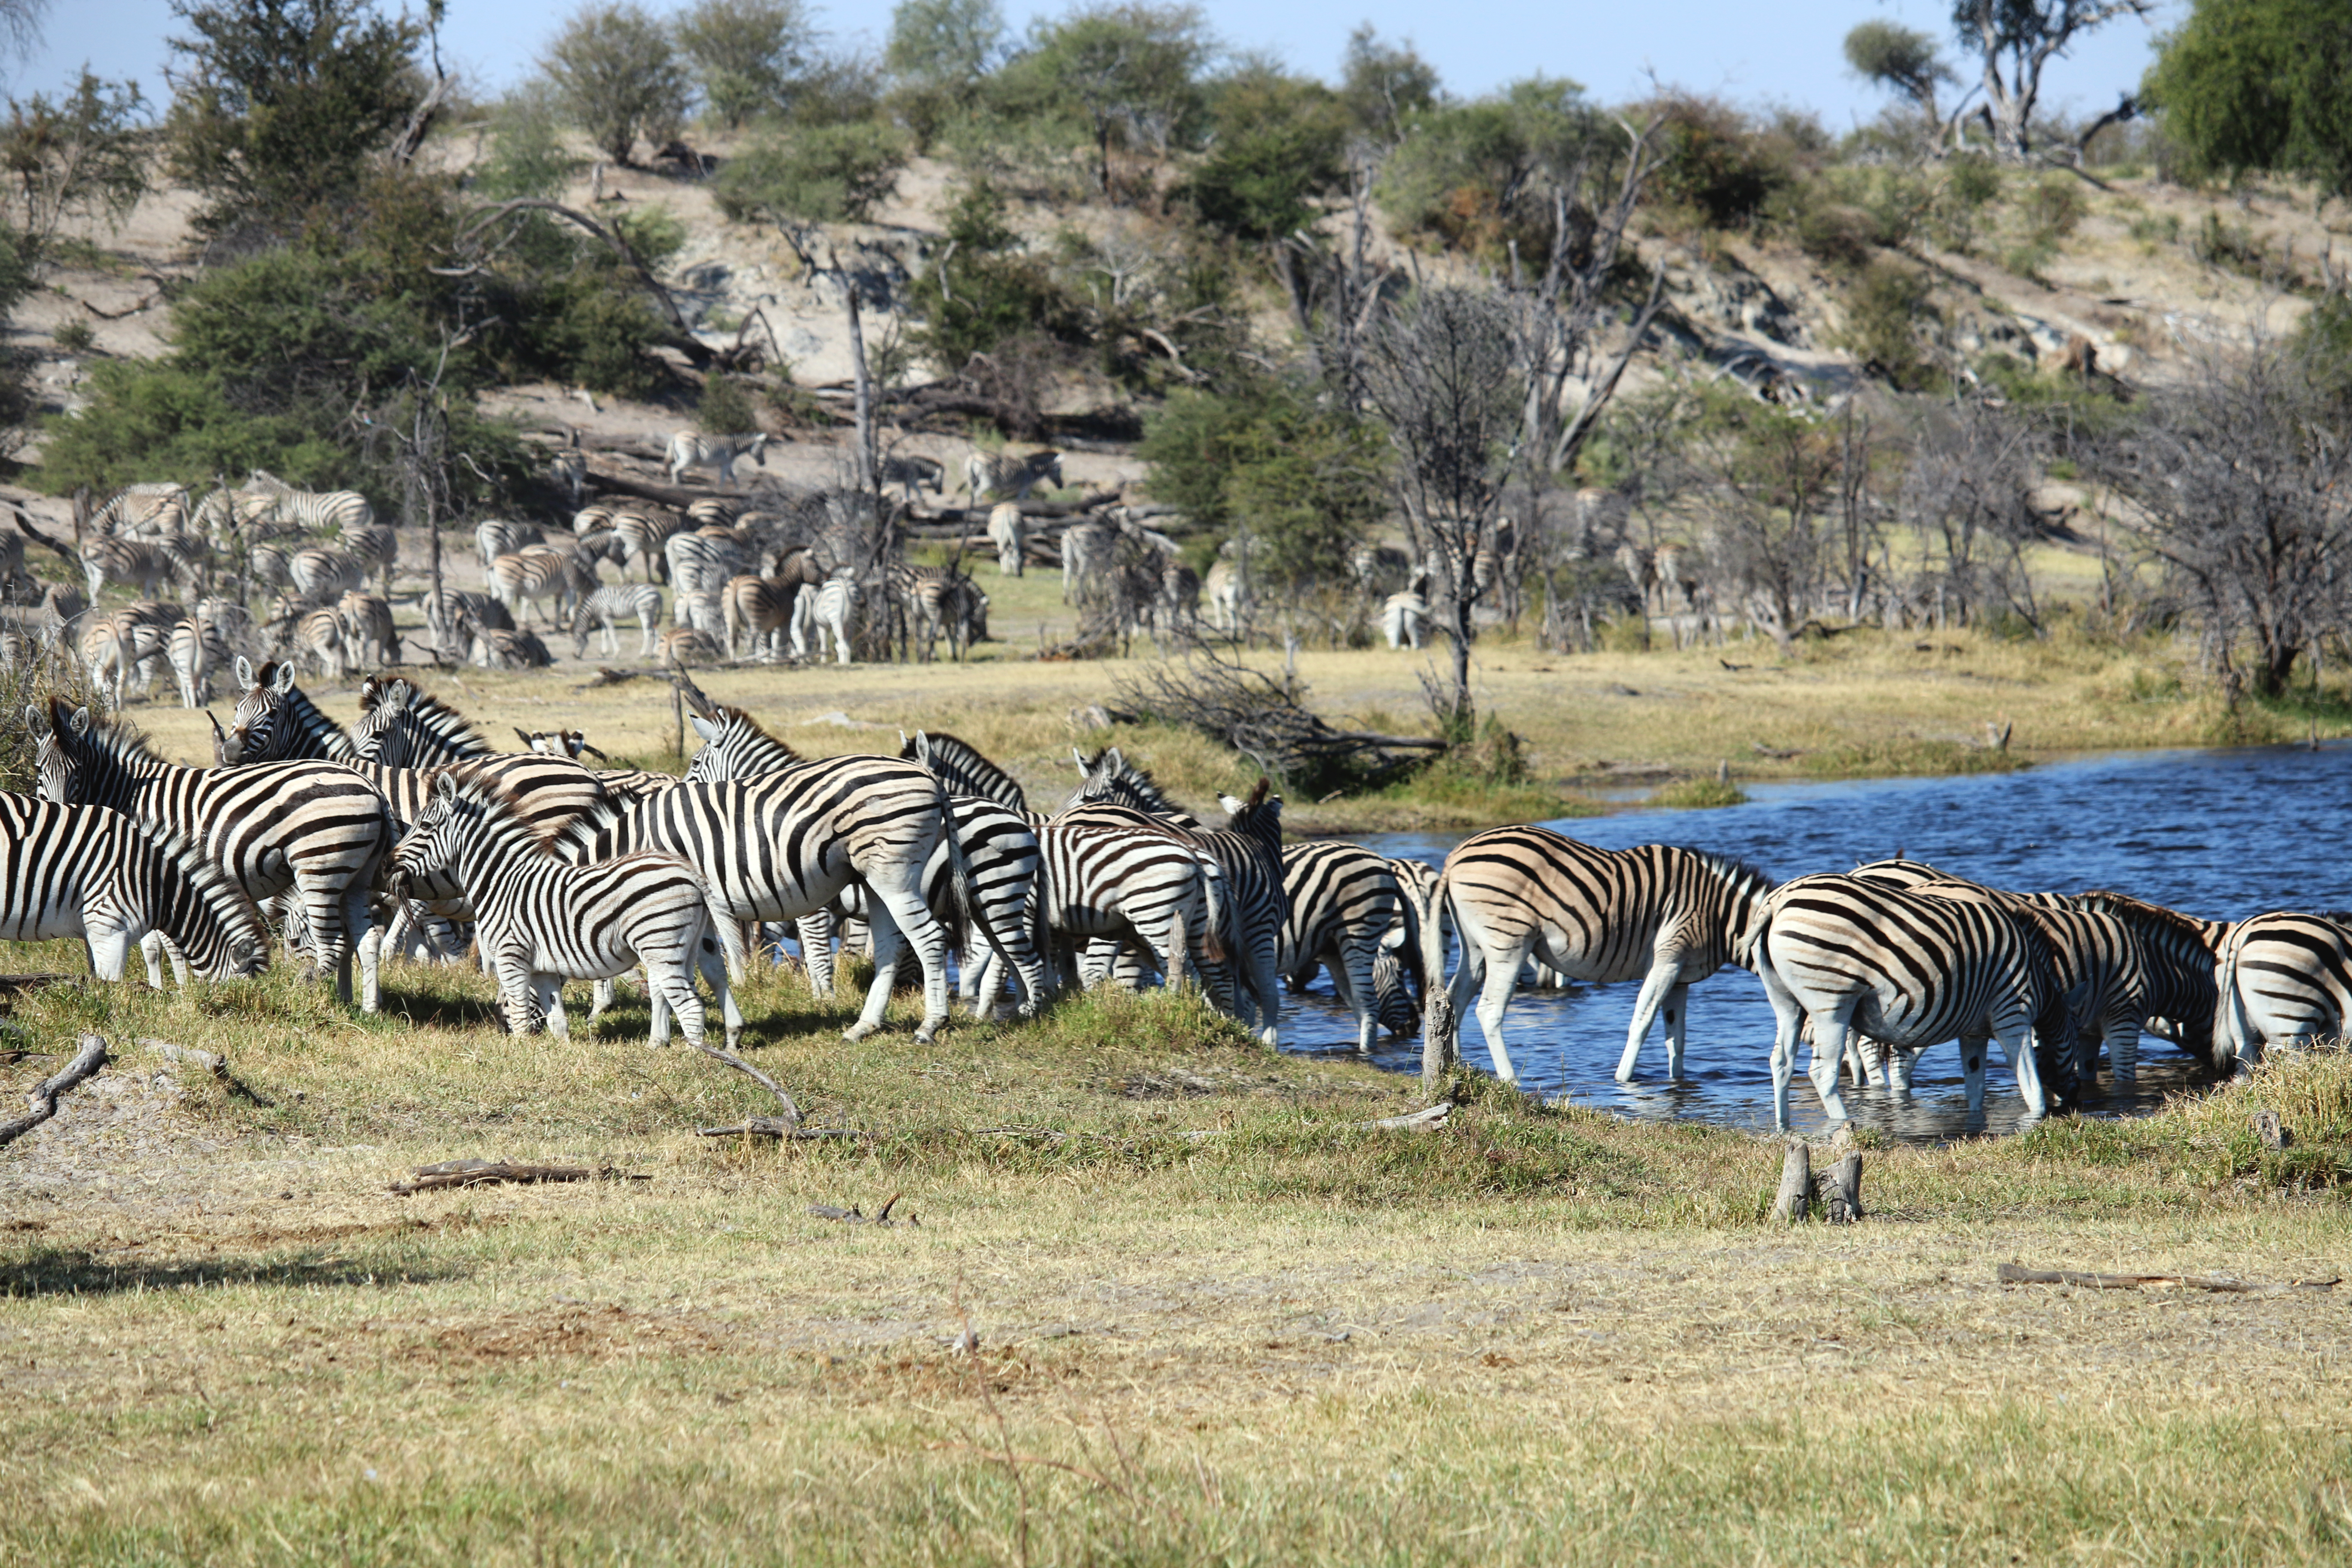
left=389, top=1158, right=647, bottom=1194
left=0, top=973, right=77, bottom=994
left=696, top=1119, right=865, bottom=1139
left=1997, top=1262, right=2340, bottom=1294
left=0, top=1033, right=110, bottom=1148
left=808, top=1192, right=917, bottom=1227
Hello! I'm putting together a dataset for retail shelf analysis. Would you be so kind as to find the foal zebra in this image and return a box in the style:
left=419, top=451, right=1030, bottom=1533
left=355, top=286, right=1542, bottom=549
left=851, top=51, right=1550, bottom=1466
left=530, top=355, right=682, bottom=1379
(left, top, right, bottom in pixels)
left=0, top=794, right=268, bottom=987
left=2215, top=912, right=2352, bottom=1066
left=37, top=700, right=394, bottom=1010
left=392, top=763, right=744, bottom=1049
left=1428, top=827, right=1774, bottom=1086
left=572, top=582, right=665, bottom=658
left=665, top=430, right=769, bottom=487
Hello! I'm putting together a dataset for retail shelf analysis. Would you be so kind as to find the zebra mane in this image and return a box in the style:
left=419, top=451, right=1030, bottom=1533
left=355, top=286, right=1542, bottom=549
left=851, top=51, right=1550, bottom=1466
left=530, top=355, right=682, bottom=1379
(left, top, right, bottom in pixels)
left=1217, top=777, right=1280, bottom=843
left=902, top=730, right=1026, bottom=810
left=46, top=698, right=167, bottom=775
left=234, top=661, right=355, bottom=763
left=352, top=677, right=494, bottom=765
left=1071, top=746, right=1190, bottom=819
left=2075, top=889, right=2226, bottom=949
left=1689, top=848, right=1777, bottom=906
left=435, top=760, right=563, bottom=854
left=142, top=819, right=270, bottom=970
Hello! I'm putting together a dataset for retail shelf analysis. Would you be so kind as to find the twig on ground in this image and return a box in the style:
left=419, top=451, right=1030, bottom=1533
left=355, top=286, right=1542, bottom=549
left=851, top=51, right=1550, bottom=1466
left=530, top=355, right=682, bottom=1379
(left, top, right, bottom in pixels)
left=0, top=1033, right=109, bottom=1148
left=692, top=1043, right=803, bottom=1127
left=388, top=1158, right=649, bottom=1194
left=138, top=1037, right=274, bottom=1106
left=1998, top=1262, right=2339, bottom=1294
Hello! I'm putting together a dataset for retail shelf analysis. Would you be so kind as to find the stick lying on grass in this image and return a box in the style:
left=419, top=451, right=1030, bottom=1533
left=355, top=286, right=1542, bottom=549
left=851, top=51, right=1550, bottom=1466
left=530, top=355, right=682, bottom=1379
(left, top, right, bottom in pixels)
left=808, top=1192, right=917, bottom=1227
left=1998, top=1263, right=2340, bottom=1294
left=0, top=1032, right=108, bottom=1148
left=389, top=1159, right=650, bottom=1194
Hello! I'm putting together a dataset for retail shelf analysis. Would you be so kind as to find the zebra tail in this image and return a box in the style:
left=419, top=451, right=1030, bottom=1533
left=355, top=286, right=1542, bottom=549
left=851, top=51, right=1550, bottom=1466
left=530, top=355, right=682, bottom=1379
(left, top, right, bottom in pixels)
left=2215, top=931, right=2251, bottom=1072
left=1196, top=855, right=1227, bottom=967
left=940, top=782, right=1018, bottom=983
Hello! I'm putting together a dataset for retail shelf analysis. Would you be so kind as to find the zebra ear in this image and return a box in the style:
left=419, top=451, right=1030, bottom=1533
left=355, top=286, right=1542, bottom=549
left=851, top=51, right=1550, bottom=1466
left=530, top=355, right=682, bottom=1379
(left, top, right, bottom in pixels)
left=688, top=713, right=719, bottom=741
left=234, top=655, right=256, bottom=689
left=21, top=704, right=39, bottom=735
left=514, top=726, right=536, bottom=750
left=431, top=770, right=457, bottom=801
left=270, top=661, right=294, bottom=694
left=69, top=705, right=91, bottom=735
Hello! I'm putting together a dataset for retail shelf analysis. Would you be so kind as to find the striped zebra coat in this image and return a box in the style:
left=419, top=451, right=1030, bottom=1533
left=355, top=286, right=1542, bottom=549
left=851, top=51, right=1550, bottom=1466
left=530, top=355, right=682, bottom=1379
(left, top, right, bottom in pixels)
left=666, top=528, right=752, bottom=597
left=80, top=535, right=193, bottom=602
left=665, top=430, right=769, bottom=487
left=721, top=574, right=800, bottom=660
left=562, top=719, right=976, bottom=1042
left=2214, top=912, right=2352, bottom=1066
left=2073, top=890, right=2233, bottom=1069
left=612, top=508, right=689, bottom=582
left=349, top=676, right=496, bottom=768
left=475, top=518, right=545, bottom=572
left=224, top=658, right=357, bottom=764
left=36, top=700, right=394, bottom=1011
left=1280, top=841, right=1412, bottom=1052
left=492, top=547, right=592, bottom=628
left=1035, top=813, right=1225, bottom=998
left=287, top=546, right=366, bottom=604
left=0, top=793, right=268, bottom=987
left=987, top=503, right=1025, bottom=576
left=880, top=454, right=946, bottom=502
left=897, top=731, right=1026, bottom=811
left=573, top=582, right=665, bottom=658
left=962, top=447, right=1062, bottom=502
left=264, top=489, right=373, bottom=537
left=1749, top=873, right=2058, bottom=1129
left=898, top=566, right=988, bottom=662
left=1428, top=827, right=1773, bottom=1086
left=800, top=576, right=858, bottom=665
left=392, top=763, right=743, bottom=1048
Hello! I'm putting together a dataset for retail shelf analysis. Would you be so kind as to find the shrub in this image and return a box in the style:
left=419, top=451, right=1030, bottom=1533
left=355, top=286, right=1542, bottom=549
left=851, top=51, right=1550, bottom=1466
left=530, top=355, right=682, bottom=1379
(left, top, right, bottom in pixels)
left=1833, top=260, right=1940, bottom=389
left=1378, top=77, right=1607, bottom=260
left=904, top=180, right=1083, bottom=374
left=698, top=372, right=760, bottom=433
left=676, top=0, right=815, bottom=127
left=53, top=318, right=94, bottom=353
left=1649, top=95, right=1794, bottom=231
left=711, top=122, right=910, bottom=223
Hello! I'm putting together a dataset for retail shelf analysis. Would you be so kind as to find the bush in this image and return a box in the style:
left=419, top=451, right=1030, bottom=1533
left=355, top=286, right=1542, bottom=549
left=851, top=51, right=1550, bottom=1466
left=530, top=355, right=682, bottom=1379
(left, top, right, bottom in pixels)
left=472, top=88, right=576, bottom=202
left=1834, top=260, right=1940, bottom=389
left=542, top=1, right=693, bottom=165
left=1649, top=95, right=1796, bottom=231
left=698, top=373, right=760, bottom=433
left=53, top=318, right=93, bottom=353
left=904, top=180, right=1083, bottom=374
left=1180, top=63, right=1347, bottom=243
left=676, top=0, right=815, bottom=128
left=1378, top=77, right=1608, bottom=260
left=711, top=122, right=910, bottom=223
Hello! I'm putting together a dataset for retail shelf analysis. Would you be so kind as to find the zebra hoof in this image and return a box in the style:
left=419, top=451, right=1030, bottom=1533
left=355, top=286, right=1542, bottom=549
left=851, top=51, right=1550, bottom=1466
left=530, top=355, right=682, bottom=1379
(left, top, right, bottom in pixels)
left=913, top=1024, right=940, bottom=1045
left=842, top=1020, right=879, bottom=1042
left=725, top=1029, right=742, bottom=1051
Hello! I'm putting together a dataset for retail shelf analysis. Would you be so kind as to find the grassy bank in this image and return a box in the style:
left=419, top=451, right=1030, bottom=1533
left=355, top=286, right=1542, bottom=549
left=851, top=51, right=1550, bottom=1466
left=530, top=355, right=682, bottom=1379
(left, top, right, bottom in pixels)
left=3, top=955, right=2349, bottom=1562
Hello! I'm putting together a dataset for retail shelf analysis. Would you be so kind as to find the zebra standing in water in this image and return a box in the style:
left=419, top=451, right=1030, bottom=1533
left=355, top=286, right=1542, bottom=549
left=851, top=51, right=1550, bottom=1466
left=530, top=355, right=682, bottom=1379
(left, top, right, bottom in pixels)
left=392, top=763, right=744, bottom=1049
left=2073, top=890, right=2233, bottom=1069
left=666, top=430, right=770, bottom=487
left=558, top=721, right=980, bottom=1043
left=36, top=700, right=394, bottom=1010
left=0, top=794, right=268, bottom=987
left=1426, top=827, right=1774, bottom=1086
left=1279, top=841, right=1414, bottom=1053
left=1747, top=872, right=2058, bottom=1129
left=2214, top=912, right=2352, bottom=1067
left=573, top=582, right=665, bottom=658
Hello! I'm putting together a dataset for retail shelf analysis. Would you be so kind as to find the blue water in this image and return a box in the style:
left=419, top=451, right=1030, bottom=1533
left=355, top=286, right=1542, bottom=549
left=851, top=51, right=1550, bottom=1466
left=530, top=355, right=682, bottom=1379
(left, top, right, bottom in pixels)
left=1280, top=742, right=2352, bottom=1139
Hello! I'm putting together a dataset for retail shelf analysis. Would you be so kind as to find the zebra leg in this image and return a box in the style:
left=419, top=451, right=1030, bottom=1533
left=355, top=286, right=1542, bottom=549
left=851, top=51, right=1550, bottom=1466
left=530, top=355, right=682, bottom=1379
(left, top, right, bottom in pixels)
left=136, top=928, right=168, bottom=988
left=1752, top=955, right=1808, bottom=1131
left=1329, top=941, right=1377, bottom=1054
left=1959, top=1034, right=1990, bottom=1115
left=1998, top=1019, right=2047, bottom=1118
left=844, top=900, right=907, bottom=1041
left=694, top=931, right=743, bottom=1050
left=2108, top=1015, right=2141, bottom=1085
left=539, top=975, right=570, bottom=1040
left=590, top=978, right=616, bottom=1023
left=1660, top=981, right=1692, bottom=1079
left=1807, top=998, right=1859, bottom=1123
left=1617, top=955, right=1685, bottom=1082
left=797, top=912, right=837, bottom=998
left=492, top=952, right=539, bottom=1035
left=85, top=918, right=133, bottom=984
left=880, top=887, right=954, bottom=1043
left=1245, top=927, right=1284, bottom=1048
left=1464, top=938, right=1523, bottom=1084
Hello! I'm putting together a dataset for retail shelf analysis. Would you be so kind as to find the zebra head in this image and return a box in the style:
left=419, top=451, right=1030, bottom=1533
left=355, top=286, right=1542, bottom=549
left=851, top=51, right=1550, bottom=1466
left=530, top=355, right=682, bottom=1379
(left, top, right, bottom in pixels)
left=352, top=676, right=494, bottom=768
left=1064, top=746, right=1191, bottom=821
left=226, top=657, right=298, bottom=765
left=389, top=769, right=470, bottom=897
left=32, top=699, right=112, bottom=803
left=684, top=703, right=802, bottom=783
left=145, top=821, right=270, bottom=980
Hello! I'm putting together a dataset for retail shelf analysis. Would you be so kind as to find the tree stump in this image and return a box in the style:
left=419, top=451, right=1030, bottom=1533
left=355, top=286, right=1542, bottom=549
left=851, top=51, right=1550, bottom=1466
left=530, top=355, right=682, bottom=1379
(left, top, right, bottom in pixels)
left=1819, top=1150, right=1865, bottom=1224
left=1421, top=987, right=1458, bottom=1096
left=2251, top=1109, right=2290, bottom=1149
left=1770, top=1139, right=1812, bottom=1223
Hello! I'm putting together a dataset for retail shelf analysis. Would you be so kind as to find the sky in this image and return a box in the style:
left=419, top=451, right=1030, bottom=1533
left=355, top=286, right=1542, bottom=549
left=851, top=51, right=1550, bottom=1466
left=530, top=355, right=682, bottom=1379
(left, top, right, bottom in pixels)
left=18, top=0, right=2183, bottom=132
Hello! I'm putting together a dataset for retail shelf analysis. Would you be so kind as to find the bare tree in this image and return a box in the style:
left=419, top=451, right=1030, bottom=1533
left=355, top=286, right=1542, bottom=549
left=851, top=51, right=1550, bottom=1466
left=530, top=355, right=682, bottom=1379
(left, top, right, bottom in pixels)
left=1689, top=401, right=1842, bottom=653
left=2086, top=336, right=2352, bottom=698
left=1896, top=399, right=2046, bottom=631
left=1952, top=0, right=2152, bottom=163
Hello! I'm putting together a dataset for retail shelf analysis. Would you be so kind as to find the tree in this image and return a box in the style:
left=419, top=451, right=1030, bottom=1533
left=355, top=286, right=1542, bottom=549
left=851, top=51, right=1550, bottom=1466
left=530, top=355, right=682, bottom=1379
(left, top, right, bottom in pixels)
left=712, top=120, right=910, bottom=222
left=676, top=0, right=815, bottom=128
left=2144, top=0, right=2352, bottom=199
left=542, top=1, right=692, bottom=165
left=0, top=70, right=149, bottom=257
left=1337, top=24, right=1437, bottom=145
left=1951, top=0, right=2153, bottom=162
left=1845, top=20, right=1964, bottom=152
left=2086, top=336, right=2352, bottom=698
left=1183, top=59, right=1346, bottom=244
left=885, top=0, right=1004, bottom=86
left=163, top=0, right=425, bottom=239
left=1002, top=3, right=1213, bottom=195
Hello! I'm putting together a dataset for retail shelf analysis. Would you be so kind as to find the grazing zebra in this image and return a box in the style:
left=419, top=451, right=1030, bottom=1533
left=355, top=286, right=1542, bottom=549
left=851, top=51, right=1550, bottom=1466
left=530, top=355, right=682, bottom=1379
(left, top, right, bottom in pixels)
left=492, top=546, right=592, bottom=629
left=1382, top=589, right=1429, bottom=649
left=78, top=610, right=169, bottom=708
left=666, top=527, right=752, bottom=597
left=475, top=518, right=545, bottom=573
left=1280, top=841, right=1410, bottom=1052
left=882, top=453, right=946, bottom=503
left=898, top=730, right=1026, bottom=811
left=2214, top=912, right=2352, bottom=1067
left=1036, top=813, right=1226, bottom=998
left=285, top=606, right=348, bottom=682
left=1064, top=752, right=1286, bottom=1044
left=901, top=566, right=987, bottom=663
left=1060, top=519, right=1113, bottom=605
left=286, top=546, right=366, bottom=604
left=987, top=503, right=1025, bottom=576
left=335, top=591, right=398, bottom=669
left=340, top=523, right=398, bottom=594
left=392, top=763, right=744, bottom=1048
left=573, top=582, right=665, bottom=659
left=1203, top=557, right=1246, bottom=632
left=36, top=701, right=393, bottom=1010
left=349, top=675, right=495, bottom=768
left=666, top=429, right=769, bottom=487
left=557, top=719, right=977, bottom=1043
left=1427, top=827, right=1774, bottom=1086
left=0, top=795, right=268, bottom=987
left=962, top=447, right=1062, bottom=502
left=2069, top=891, right=2233, bottom=1068
left=1748, top=873, right=2057, bottom=1128
left=572, top=504, right=616, bottom=537
left=612, top=508, right=688, bottom=582
left=721, top=574, right=801, bottom=661
left=659, top=626, right=723, bottom=668
left=686, top=498, right=740, bottom=530
left=224, top=657, right=356, bottom=764
left=801, top=575, right=858, bottom=665
left=80, top=535, right=194, bottom=602
left=570, top=529, right=635, bottom=577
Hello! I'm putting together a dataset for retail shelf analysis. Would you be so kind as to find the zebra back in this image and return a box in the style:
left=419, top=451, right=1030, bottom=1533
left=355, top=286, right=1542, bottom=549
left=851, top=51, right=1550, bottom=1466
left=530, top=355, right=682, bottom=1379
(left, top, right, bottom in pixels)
left=227, top=657, right=356, bottom=764
left=351, top=676, right=495, bottom=767
left=2073, top=889, right=2228, bottom=1057
left=902, top=730, right=1026, bottom=811
left=684, top=702, right=804, bottom=781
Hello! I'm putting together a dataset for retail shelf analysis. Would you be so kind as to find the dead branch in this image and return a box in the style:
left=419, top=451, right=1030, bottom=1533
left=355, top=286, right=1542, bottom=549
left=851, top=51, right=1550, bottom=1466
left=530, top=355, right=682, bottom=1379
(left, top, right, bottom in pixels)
left=137, top=1037, right=273, bottom=1106
left=806, top=1192, right=918, bottom=1226
left=698, top=1119, right=865, bottom=1139
left=389, top=1158, right=648, bottom=1194
left=1113, top=645, right=1447, bottom=793
left=693, top=1042, right=803, bottom=1126
left=1357, top=1103, right=1452, bottom=1131
left=0, top=973, right=77, bottom=993
left=1997, top=1262, right=2339, bottom=1294
left=0, top=1034, right=110, bottom=1148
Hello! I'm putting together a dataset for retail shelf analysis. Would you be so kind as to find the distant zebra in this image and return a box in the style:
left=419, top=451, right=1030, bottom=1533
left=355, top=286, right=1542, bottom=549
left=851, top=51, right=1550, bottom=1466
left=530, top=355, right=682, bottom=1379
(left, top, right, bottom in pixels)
left=612, top=508, right=689, bottom=582
left=340, top=523, right=398, bottom=594
left=80, top=535, right=193, bottom=602
left=1748, top=873, right=2057, bottom=1129
left=37, top=700, right=394, bottom=1010
left=573, top=582, right=664, bottom=659
left=1061, top=519, right=1113, bottom=604
left=665, top=429, right=769, bottom=488
left=475, top=518, right=546, bottom=573
left=224, top=657, right=356, bottom=765
left=263, top=489, right=373, bottom=537
left=987, top=503, right=1025, bottom=576
left=2215, top=912, right=2352, bottom=1067
left=557, top=718, right=978, bottom=1042
left=801, top=575, right=858, bottom=665
left=247, top=544, right=292, bottom=592
left=900, top=565, right=987, bottom=662
left=392, top=763, right=743, bottom=1048
left=166, top=612, right=232, bottom=709
left=666, top=527, right=752, bottom=597
left=285, top=606, right=348, bottom=682
left=962, top=447, right=1062, bottom=502
left=1158, top=559, right=1200, bottom=633
left=1280, top=841, right=1409, bottom=1053
left=517, top=728, right=607, bottom=761
left=686, top=498, right=740, bottom=530
left=570, top=529, right=634, bottom=577
left=92, top=484, right=193, bottom=538
left=456, top=608, right=555, bottom=670
left=721, top=574, right=801, bottom=661
left=286, top=546, right=366, bottom=605
left=1203, top=557, right=1247, bottom=632
left=78, top=610, right=169, bottom=708
left=551, top=432, right=588, bottom=508
left=0, top=794, right=267, bottom=987
left=1428, top=828, right=1774, bottom=1085
left=881, top=454, right=946, bottom=503
left=492, top=546, right=593, bottom=628
left=1382, top=589, right=1429, bottom=649
left=572, top=505, right=616, bottom=537
left=424, top=588, right=512, bottom=652
left=350, top=675, right=496, bottom=768
left=336, top=590, right=398, bottom=668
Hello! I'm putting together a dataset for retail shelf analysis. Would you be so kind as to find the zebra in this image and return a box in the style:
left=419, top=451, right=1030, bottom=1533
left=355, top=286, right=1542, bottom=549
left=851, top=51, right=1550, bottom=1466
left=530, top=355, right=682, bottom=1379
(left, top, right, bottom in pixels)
left=0, top=794, right=268, bottom=988
left=572, top=504, right=616, bottom=537
left=666, top=430, right=769, bottom=487
left=882, top=454, right=946, bottom=503
left=962, top=447, right=1062, bottom=502
left=2072, top=890, right=2234, bottom=1068
left=349, top=675, right=496, bottom=768
left=336, top=590, right=398, bottom=669
left=1203, top=557, right=1246, bottom=632
left=897, top=730, right=1026, bottom=811
left=612, top=508, right=688, bottom=582
left=517, top=728, right=607, bottom=760
left=556, top=716, right=980, bottom=1043
left=263, top=489, right=373, bottom=537
left=1064, top=751, right=1286, bottom=1044
left=666, top=527, right=752, bottom=597
left=78, top=610, right=170, bottom=708
left=721, top=574, right=801, bottom=661
left=475, top=518, right=545, bottom=573
left=1747, top=872, right=2057, bottom=1129
left=285, top=606, right=348, bottom=682
left=392, top=763, right=744, bottom=1049
left=1061, top=519, right=1114, bottom=605
left=2214, top=912, right=2352, bottom=1068
left=570, top=529, right=635, bottom=577
left=1425, top=827, right=1775, bottom=1086
left=224, top=657, right=357, bottom=764
left=551, top=432, right=588, bottom=508
left=1280, top=841, right=1412, bottom=1052
left=492, top=546, right=593, bottom=629
left=659, top=626, right=722, bottom=668
left=800, top=575, right=858, bottom=665
left=1036, top=813, right=1226, bottom=1000
left=573, top=582, right=665, bottom=659
left=686, top=498, right=740, bottom=530
left=80, top=535, right=194, bottom=602
left=287, top=546, right=366, bottom=604
left=166, top=612, right=232, bottom=709
left=987, top=503, right=1026, bottom=576
left=92, top=484, right=193, bottom=537
left=903, top=567, right=987, bottom=663
left=247, top=543, right=293, bottom=592
left=1382, top=588, right=1429, bottom=649
left=35, top=700, right=394, bottom=1010
left=340, top=523, right=398, bottom=594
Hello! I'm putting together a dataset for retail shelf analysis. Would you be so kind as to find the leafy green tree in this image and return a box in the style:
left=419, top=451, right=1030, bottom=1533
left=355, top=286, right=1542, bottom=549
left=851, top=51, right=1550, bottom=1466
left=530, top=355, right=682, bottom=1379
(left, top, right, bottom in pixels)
left=886, top=0, right=1004, bottom=85
left=1378, top=77, right=1608, bottom=259
left=712, top=121, right=910, bottom=222
left=1182, top=60, right=1346, bottom=243
left=0, top=70, right=150, bottom=257
left=2144, top=0, right=2352, bottom=198
left=471, top=86, right=575, bottom=204
left=1337, top=24, right=1437, bottom=144
left=994, top=2, right=1213, bottom=195
left=162, top=0, right=425, bottom=238
left=1844, top=20, right=1959, bottom=148
left=676, top=0, right=814, bottom=128
left=903, top=179, right=1078, bottom=371
left=542, top=0, right=692, bottom=165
